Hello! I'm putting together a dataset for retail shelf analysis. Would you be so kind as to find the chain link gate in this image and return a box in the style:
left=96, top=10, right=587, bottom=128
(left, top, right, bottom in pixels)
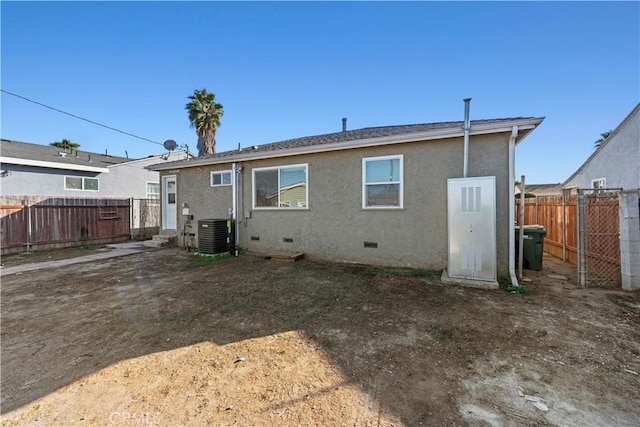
left=577, top=189, right=621, bottom=287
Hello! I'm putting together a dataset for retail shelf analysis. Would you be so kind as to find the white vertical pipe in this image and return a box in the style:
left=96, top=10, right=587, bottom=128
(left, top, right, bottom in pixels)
left=508, top=126, right=519, bottom=287
left=463, top=98, right=471, bottom=178
left=231, top=162, right=239, bottom=256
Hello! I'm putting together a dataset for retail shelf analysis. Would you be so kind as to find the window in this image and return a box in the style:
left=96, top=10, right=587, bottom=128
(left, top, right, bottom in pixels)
left=253, top=164, right=308, bottom=209
left=211, top=170, right=232, bottom=187
left=65, top=176, right=99, bottom=191
left=591, top=178, right=606, bottom=189
left=362, top=155, right=403, bottom=208
left=146, top=182, right=160, bottom=201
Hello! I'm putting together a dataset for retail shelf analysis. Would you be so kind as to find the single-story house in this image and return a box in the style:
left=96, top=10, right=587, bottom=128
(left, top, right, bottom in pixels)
left=0, top=139, right=190, bottom=200
left=564, top=102, right=640, bottom=191
left=149, top=114, right=544, bottom=284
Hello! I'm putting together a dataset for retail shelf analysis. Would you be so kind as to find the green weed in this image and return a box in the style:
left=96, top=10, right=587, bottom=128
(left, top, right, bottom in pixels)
left=178, top=252, right=232, bottom=270
left=505, top=285, right=532, bottom=296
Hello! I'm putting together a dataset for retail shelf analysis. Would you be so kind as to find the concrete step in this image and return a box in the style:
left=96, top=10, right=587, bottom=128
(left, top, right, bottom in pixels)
left=143, top=234, right=177, bottom=248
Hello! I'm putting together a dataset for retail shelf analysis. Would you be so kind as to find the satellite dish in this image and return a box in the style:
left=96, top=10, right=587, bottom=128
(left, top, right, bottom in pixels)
left=163, top=139, right=178, bottom=151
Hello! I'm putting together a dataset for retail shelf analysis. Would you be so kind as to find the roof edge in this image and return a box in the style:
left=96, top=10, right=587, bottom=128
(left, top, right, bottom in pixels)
left=0, top=156, right=109, bottom=173
left=149, top=117, right=544, bottom=171
left=563, top=102, right=640, bottom=187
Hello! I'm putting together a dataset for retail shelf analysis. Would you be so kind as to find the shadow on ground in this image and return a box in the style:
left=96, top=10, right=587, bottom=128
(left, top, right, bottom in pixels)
left=2, top=249, right=639, bottom=425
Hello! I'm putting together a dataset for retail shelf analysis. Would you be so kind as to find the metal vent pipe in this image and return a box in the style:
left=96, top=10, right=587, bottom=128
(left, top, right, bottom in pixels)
left=342, top=117, right=347, bottom=132
left=463, top=98, right=471, bottom=177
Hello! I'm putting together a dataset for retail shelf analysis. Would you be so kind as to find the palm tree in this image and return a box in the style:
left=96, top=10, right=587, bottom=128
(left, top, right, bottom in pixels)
left=50, top=139, right=80, bottom=150
left=594, top=130, right=612, bottom=149
left=185, top=89, right=224, bottom=156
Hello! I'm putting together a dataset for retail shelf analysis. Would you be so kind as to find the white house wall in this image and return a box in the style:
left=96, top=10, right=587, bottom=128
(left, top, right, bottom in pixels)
left=565, top=105, right=640, bottom=190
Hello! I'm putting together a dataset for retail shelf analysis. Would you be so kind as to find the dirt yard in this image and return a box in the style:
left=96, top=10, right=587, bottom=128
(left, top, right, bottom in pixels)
left=1, top=247, right=639, bottom=426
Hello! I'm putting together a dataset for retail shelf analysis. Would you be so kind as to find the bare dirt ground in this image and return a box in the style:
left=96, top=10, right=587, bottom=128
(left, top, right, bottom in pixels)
left=1, top=248, right=639, bottom=426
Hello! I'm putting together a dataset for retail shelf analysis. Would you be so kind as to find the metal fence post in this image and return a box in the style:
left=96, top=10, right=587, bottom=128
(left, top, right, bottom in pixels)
left=26, top=200, right=33, bottom=253
left=130, top=197, right=134, bottom=240
left=577, top=190, right=586, bottom=286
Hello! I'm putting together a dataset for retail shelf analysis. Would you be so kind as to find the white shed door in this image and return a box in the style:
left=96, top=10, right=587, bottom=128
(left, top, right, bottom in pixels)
left=447, top=177, right=496, bottom=281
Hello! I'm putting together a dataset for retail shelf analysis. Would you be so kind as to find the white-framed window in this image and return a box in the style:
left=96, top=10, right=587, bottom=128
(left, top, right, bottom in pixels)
left=146, top=182, right=160, bottom=201
left=253, top=164, right=308, bottom=209
left=65, top=176, right=99, bottom=191
left=211, top=170, right=232, bottom=187
left=591, top=178, right=606, bottom=189
left=362, top=154, right=403, bottom=209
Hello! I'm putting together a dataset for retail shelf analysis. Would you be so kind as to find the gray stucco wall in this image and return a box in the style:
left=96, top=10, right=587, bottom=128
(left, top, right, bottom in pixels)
left=564, top=107, right=640, bottom=190
left=164, top=133, right=512, bottom=275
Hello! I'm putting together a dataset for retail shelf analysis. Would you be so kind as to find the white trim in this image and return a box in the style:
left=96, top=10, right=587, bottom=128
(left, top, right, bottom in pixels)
left=64, top=176, right=100, bottom=192
left=148, top=118, right=544, bottom=171
left=591, top=177, right=606, bottom=189
left=210, top=170, right=232, bottom=187
left=362, top=154, right=404, bottom=209
left=0, top=156, right=109, bottom=173
left=252, top=163, right=308, bottom=210
left=162, top=175, right=177, bottom=230
left=146, top=181, right=160, bottom=200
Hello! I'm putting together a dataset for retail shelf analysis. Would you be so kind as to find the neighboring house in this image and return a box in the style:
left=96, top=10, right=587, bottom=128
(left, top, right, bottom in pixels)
left=149, top=116, right=544, bottom=280
left=0, top=139, right=190, bottom=237
left=0, top=139, right=189, bottom=199
left=515, top=183, right=564, bottom=197
left=563, top=103, right=640, bottom=191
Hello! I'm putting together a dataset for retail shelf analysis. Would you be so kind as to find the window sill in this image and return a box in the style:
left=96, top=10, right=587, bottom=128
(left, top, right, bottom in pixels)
left=362, top=207, right=405, bottom=211
left=252, top=207, right=310, bottom=211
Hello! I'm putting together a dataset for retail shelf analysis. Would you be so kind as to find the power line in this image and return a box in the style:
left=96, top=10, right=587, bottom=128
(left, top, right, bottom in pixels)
left=1, top=89, right=164, bottom=146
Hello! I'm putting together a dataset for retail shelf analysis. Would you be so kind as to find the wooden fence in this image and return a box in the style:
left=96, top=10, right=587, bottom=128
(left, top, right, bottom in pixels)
left=516, top=195, right=578, bottom=265
left=1, top=196, right=131, bottom=255
left=516, top=191, right=622, bottom=287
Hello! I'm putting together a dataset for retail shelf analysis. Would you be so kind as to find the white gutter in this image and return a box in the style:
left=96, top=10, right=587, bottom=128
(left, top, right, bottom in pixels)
left=0, top=156, right=109, bottom=173
left=508, top=125, right=519, bottom=287
left=462, top=98, right=471, bottom=177
left=231, top=162, right=239, bottom=256
left=148, top=118, right=543, bottom=171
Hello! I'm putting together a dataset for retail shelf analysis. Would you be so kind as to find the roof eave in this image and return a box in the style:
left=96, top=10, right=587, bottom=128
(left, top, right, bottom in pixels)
left=148, top=117, right=544, bottom=171
left=0, top=157, right=110, bottom=173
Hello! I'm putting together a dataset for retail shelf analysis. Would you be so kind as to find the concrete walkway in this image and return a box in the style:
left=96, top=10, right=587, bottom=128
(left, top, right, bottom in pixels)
left=0, top=242, right=146, bottom=276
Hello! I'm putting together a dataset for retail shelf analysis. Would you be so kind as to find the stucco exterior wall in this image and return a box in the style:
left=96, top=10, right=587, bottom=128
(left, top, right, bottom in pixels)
left=564, top=106, right=640, bottom=190
left=163, top=133, right=512, bottom=275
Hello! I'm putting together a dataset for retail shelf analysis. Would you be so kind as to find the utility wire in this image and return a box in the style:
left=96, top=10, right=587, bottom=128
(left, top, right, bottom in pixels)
left=1, top=89, right=164, bottom=146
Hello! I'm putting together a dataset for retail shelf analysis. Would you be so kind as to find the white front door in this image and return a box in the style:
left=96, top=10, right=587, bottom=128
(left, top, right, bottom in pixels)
left=162, top=175, right=177, bottom=230
left=447, top=177, right=496, bottom=281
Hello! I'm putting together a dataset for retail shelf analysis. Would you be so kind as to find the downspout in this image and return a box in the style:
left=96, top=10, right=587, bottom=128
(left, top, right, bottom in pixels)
left=231, top=162, right=239, bottom=256
left=463, top=98, right=471, bottom=177
left=509, top=125, right=519, bottom=287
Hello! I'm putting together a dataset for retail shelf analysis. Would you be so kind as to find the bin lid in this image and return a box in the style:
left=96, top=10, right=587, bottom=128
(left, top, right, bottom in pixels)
left=515, top=224, right=545, bottom=231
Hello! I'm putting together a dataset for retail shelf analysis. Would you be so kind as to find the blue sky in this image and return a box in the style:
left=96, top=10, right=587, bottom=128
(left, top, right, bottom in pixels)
left=1, top=1, right=638, bottom=184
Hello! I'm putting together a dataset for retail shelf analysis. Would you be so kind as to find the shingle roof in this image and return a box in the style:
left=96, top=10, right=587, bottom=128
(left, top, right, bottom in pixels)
left=208, top=118, right=532, bottom=159
left=148, top=116, right=544, bottom=171
left=1, top=139, right=132, bottom=168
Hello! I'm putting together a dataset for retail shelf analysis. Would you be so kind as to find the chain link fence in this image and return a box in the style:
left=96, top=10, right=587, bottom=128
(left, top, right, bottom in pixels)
left=131, top=198, right=160, bottom=239
left=578, top=189, right=621, bottom=287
